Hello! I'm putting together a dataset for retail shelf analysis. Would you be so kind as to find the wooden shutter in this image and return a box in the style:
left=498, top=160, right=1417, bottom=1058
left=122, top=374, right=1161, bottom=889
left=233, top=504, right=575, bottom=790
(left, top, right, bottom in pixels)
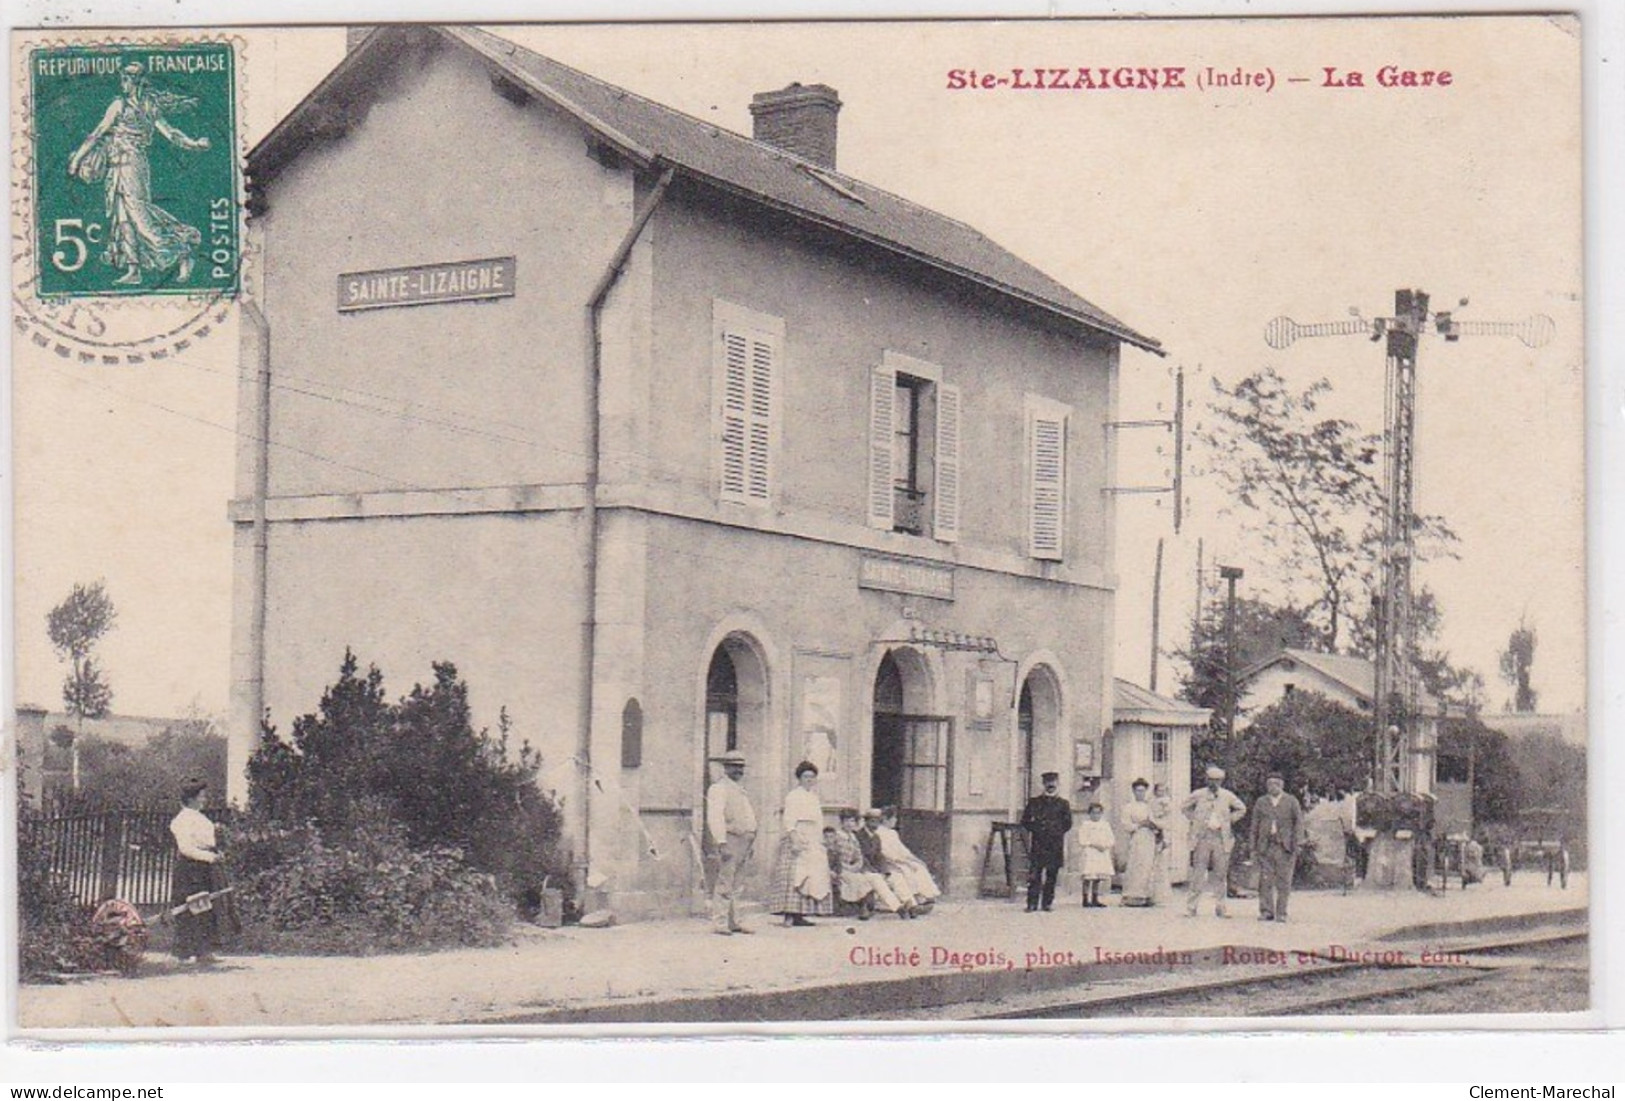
left=716, top=310, right=778, bottom=507
left=746, top=337, right=774, bottom=502
left=719, top=332, right=750, bottom=502
left=867, top=364, right=897, bottom=528
left=1028, top=405, right=1067, bottom=560
left=934, top=382, right=962, bottom=542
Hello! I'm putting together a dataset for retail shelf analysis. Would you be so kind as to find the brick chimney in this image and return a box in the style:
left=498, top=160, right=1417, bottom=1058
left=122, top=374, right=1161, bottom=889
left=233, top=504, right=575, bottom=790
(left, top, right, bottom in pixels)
left=750, top=83, right=842, bottom=169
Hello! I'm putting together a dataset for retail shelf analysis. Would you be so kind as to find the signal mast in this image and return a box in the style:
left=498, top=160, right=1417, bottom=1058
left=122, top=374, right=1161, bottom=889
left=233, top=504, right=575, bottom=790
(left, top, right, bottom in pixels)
left=1265, top=293, right=1553, bottom=800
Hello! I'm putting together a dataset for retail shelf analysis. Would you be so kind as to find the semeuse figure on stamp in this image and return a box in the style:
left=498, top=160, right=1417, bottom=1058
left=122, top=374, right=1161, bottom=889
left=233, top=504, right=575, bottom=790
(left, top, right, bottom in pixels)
left=1182, top=765, right=1247, bottom=918
left=704, top=749, right=758, bottom=936
left=768, top=761, right=834, bottom=926
left=67, top=62, right=209, bottom=286
left=1021, top=770, right=1072, bottom=912
left=168, top=777, right=221, bottom=964
left=1250, top=772, right=1304, bottom=922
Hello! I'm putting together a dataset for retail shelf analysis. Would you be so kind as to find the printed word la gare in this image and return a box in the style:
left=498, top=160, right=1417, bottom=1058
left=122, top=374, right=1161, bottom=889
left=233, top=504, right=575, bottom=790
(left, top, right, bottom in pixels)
left=1323, top=65, right=1453, bottom=87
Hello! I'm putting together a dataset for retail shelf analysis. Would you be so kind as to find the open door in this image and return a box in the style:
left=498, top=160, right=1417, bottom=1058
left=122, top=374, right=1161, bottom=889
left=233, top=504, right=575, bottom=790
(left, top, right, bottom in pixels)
left=872, top=651, right=952, bottom=891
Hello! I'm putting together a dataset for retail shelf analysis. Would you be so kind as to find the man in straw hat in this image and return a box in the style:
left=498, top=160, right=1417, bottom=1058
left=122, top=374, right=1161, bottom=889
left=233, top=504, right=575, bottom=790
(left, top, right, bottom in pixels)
left=704, top=750, right=758, bottom=935
left=1181, top=765, right=1247, bottom=917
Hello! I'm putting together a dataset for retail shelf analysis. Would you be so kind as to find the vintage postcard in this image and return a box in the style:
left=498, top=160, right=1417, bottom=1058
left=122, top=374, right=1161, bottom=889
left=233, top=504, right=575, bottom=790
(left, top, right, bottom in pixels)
left=6, top=14, right=1591, bottom=1038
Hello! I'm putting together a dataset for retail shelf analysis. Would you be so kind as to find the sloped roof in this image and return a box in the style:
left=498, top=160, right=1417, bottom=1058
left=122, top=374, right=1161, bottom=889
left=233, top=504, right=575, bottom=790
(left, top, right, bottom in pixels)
left=1112, top=678, right=1210, bottom=726
left=249, top=25, right=1161, bottom=354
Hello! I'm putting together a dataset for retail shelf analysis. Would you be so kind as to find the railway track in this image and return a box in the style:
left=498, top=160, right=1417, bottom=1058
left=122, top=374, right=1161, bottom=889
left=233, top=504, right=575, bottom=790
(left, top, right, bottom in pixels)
left=949, top=928, right=1587, bottom=1020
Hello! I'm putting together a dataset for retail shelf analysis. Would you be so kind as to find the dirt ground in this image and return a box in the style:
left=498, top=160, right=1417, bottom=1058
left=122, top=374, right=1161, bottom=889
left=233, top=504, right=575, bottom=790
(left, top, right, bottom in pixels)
left=15, top=873, right=1588, bottom=1032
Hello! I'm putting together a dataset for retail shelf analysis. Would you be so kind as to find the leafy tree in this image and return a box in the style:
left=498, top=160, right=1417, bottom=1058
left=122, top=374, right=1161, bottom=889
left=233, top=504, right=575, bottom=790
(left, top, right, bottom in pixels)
left=1200, top=369, right=1455, bottom=652
left=1498, top=618, right=1539, bottom=712
left=1176, top=595, right=1318, bottom=725
left=1191, top=690, right=1374, bottom=803
left=46, top=581, right=117, bottom=728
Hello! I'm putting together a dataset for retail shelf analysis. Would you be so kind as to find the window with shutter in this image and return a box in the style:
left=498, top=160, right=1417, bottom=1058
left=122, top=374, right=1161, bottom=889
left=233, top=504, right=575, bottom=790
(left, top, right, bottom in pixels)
left=1027, top=398, right=1069, bottom=560
left=713, top=301, right=783, bottom=507
left=934, top=382, right=961, bottom=543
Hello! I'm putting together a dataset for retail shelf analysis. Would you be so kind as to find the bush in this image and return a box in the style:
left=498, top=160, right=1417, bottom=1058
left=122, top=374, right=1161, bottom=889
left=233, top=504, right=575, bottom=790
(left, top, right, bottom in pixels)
left=18, top=794, right=95, bottom=979
left=248, top=652, right=571, bottom=909
left=231, top=810, right=513, bottom=955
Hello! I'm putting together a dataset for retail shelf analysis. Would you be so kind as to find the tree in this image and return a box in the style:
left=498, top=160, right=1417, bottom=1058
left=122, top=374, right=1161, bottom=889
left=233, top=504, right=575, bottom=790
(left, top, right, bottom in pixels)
left=1176, top=595, right=1318, bottom=724
left=1190, top=690, right=1374, bottom=804
left=1201, top=368, right=1455, bottom=652
left=1499, top=618, right=1539, bottom=712
left=46, top=581, right=117, bottom=726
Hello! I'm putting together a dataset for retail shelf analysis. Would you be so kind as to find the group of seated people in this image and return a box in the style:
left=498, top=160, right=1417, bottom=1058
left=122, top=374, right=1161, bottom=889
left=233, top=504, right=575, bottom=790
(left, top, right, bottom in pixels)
left=823, top=806, right=941, bottom=919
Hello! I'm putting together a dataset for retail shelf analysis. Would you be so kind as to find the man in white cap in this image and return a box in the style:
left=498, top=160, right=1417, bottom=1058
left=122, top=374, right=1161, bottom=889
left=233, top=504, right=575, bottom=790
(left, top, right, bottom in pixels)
left=705, top=750, right=758, bottom=935
left=1181, top=765, right=1247, bottom=917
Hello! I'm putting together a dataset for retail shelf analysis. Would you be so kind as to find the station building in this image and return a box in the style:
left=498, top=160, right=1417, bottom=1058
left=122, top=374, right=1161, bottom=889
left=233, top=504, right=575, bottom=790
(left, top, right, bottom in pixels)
left=231, top=25, right=1161, bottom=916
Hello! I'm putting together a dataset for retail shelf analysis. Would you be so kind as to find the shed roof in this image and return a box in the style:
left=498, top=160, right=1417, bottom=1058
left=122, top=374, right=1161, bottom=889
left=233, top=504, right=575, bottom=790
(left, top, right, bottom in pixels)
left=248, top=25, right=1161, bottom=354
left=1112, top=678, right=1211, bottom=727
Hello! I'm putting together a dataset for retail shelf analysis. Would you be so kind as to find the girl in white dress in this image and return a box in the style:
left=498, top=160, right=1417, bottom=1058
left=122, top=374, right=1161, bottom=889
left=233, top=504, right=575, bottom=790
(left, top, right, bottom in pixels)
left=1076, top=802, right=1116, bottom=908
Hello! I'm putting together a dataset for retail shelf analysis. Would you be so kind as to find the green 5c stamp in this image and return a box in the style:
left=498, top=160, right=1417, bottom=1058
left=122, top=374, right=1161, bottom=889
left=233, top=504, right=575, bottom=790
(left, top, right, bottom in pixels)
left=31, top=43, right=238, bottom=297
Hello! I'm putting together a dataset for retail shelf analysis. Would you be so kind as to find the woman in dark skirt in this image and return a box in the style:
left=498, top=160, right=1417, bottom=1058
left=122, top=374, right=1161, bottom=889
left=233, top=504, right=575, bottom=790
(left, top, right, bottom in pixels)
left=168, top=777, right=221, bottom=963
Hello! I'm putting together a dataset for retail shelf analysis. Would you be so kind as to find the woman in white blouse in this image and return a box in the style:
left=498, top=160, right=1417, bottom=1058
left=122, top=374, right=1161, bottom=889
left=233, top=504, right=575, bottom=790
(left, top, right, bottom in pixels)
left=767, top=762, right=834, bottom=926
left=168, top=777, right=221, bottom=963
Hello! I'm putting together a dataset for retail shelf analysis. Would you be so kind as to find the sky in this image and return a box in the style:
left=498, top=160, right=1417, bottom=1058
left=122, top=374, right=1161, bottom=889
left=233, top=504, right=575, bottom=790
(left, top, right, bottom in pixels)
left=8, top=16, right=1585, bottom=722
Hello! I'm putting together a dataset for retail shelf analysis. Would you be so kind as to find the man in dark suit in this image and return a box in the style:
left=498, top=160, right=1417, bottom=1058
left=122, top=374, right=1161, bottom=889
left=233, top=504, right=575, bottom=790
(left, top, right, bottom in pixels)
left=1250, top=772, right=1304, bottom=922
left=1021, top=771, right=1072, bottom=912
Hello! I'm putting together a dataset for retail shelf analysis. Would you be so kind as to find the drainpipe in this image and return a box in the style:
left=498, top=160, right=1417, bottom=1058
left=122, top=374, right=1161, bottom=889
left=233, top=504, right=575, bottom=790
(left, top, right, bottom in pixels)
left=578, top=162, right=675, bottom=897
left=237, top=296, right=272, bottom=807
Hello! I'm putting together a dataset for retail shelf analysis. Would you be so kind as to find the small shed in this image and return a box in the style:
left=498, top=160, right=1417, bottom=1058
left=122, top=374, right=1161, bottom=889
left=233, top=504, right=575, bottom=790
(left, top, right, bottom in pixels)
left=1105, top=679, right=1210, bottom=882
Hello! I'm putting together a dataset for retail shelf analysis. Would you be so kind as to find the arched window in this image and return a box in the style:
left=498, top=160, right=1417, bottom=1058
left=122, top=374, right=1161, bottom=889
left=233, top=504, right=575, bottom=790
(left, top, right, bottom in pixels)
left=621, top=698, right=643, bottom=769
left=1017, top=680, right=1036, bottom=802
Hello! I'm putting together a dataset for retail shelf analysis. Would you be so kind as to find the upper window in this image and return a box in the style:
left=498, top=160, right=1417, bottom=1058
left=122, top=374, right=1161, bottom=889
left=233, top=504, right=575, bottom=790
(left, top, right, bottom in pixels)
left=867, top=353, right=960, bottom=541
left=1152, top=728, right=1170, bottom=765
left=1025, top=395, right=1070, bottom=560
left=713, top=300, right=784, bottom=508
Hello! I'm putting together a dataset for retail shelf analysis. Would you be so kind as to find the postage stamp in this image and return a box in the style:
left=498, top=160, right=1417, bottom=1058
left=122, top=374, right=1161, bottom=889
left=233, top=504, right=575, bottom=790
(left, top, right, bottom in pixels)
left=11, top=34, right=242, bottom=365
left=4, top=15, right=1597, bottom=1045
left=29, top=42, right=238, bottom=298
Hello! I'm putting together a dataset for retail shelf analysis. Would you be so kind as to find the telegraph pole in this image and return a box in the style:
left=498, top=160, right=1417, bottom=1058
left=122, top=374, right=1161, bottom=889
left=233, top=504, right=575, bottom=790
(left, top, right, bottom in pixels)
left=1149, top=537, right=1164, bottom=692
left=1219, top=564, right=1244, bottom=768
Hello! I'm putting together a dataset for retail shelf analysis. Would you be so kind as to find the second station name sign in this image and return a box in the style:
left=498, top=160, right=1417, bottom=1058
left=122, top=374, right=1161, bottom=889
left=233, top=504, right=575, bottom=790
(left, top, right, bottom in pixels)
left=338, top=256, right=516, bottom=312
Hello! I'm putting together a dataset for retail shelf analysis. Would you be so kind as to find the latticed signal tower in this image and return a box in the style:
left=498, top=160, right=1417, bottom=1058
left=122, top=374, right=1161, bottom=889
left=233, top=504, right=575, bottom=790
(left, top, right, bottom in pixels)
left=1265, top=291, right=1553, bottom=795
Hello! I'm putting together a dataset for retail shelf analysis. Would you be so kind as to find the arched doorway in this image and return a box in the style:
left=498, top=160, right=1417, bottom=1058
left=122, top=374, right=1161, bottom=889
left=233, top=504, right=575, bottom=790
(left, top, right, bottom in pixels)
left=871, top=648, right=951, bottom=888
left=703, top=635, right=770, bottom=811
left=1017, top=666, right=1062, bottom=809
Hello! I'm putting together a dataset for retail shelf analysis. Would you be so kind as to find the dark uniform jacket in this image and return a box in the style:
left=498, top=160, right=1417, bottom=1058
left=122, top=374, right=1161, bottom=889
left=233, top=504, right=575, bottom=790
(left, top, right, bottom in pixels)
left=1022, top=793, right=1074, bottom=863
left=1249, top=792, right=1304, bottom=855
left=856, top=825, right=886, bottom=872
